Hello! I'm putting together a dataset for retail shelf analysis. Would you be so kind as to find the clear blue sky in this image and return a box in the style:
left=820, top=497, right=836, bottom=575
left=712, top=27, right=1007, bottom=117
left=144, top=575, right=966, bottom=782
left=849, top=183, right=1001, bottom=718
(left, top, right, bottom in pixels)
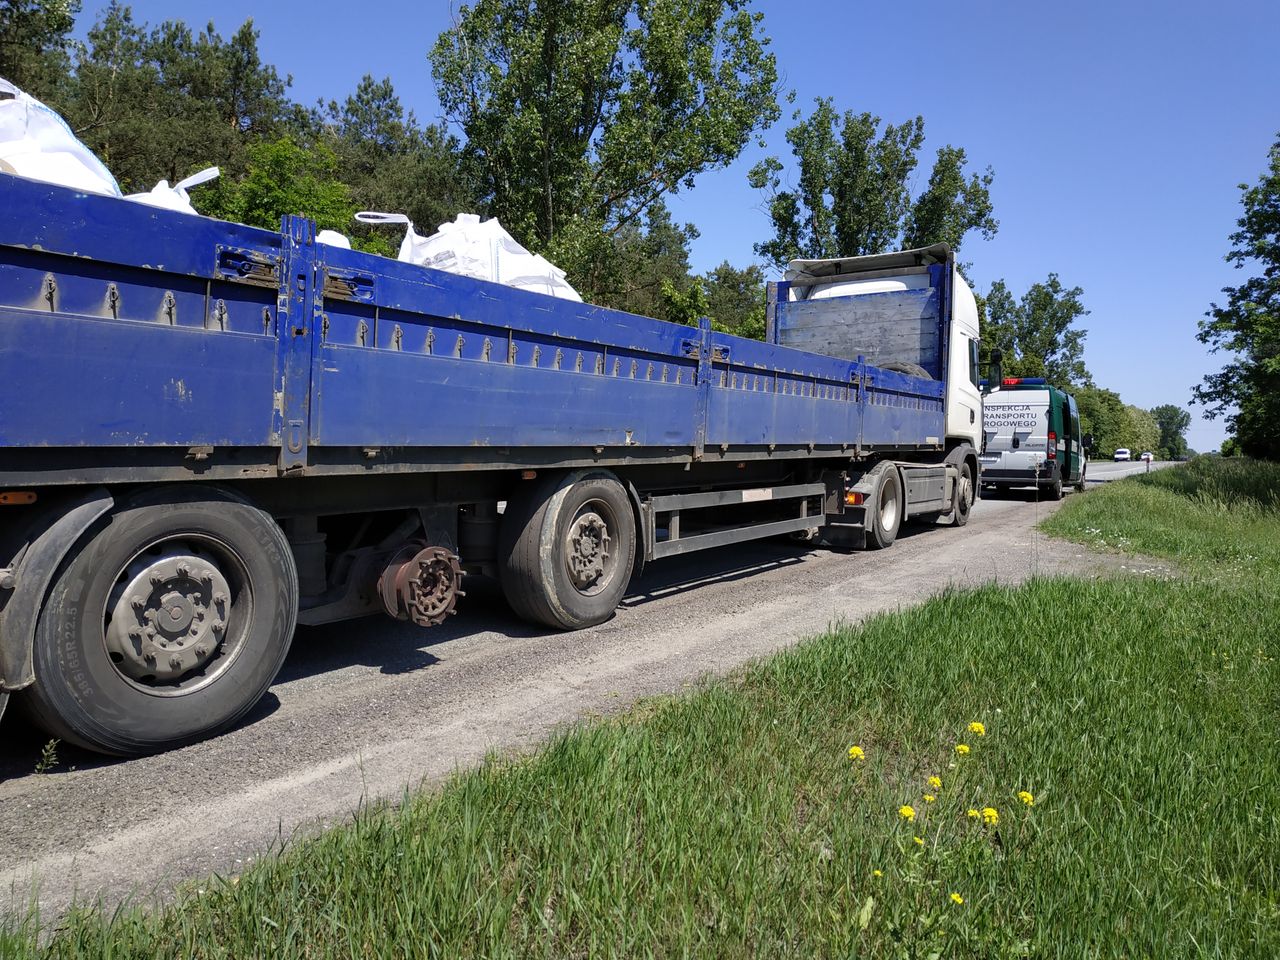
left=86, top=1, right=1280, bottom=452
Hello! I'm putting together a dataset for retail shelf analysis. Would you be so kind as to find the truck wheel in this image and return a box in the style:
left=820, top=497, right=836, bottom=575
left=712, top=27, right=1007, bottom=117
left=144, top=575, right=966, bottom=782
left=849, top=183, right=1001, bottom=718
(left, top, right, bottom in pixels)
left=20, top=487, right=298, bottom=757
left=866, top=466, right=903, bottom=549
left=500, top=471, right=636, bottom=630
left=944, top=460, right=974, bottom=527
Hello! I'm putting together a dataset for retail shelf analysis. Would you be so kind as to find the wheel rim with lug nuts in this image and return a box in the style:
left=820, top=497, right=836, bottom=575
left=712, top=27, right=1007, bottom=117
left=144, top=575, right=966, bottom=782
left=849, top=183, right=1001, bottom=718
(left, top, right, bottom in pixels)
left=564, top=500, right=617, bottom=596
left=103, top=537, right=249, bottom=694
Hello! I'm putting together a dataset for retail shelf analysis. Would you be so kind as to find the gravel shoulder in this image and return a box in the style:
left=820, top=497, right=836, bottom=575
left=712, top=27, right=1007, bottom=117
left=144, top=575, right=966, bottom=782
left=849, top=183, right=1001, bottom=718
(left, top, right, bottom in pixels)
left=0, top=494, right=1152, bottom=918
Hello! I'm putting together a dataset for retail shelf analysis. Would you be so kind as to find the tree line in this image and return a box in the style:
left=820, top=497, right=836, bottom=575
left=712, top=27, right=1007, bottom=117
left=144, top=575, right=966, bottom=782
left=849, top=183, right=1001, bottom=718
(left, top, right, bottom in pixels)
left=1, top=0, right=1207, bottom=458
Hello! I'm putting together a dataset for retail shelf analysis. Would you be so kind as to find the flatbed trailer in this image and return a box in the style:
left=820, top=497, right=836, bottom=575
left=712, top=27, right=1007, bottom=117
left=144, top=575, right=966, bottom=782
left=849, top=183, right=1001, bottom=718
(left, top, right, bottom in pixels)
left=0, top=176, right=981, bottom=754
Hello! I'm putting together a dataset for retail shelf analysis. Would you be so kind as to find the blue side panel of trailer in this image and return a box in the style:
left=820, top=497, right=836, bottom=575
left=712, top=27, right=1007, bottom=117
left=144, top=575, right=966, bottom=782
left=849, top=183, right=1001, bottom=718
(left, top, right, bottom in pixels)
left=0, top=175, right=946, bottom=464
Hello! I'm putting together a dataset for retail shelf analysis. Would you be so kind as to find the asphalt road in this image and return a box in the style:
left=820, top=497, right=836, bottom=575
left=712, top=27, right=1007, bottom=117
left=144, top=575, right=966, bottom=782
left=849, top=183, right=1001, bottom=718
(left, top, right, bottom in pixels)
left=0, top=471, right=1170, bottom=919
left=1086, top=458, right=1176, bottom=482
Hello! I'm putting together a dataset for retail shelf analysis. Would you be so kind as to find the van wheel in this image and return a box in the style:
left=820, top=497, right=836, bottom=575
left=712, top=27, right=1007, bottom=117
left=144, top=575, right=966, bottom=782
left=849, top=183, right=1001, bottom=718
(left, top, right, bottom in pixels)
left=866, top=466, right=903, bottom=549
left=1045, top=472, right=1064, bottom=501
left=500, top=470, right=636, bottom=630
left=1076, top=464, right=1087, bottom=493
left=21, top=486, right=298, bottom=757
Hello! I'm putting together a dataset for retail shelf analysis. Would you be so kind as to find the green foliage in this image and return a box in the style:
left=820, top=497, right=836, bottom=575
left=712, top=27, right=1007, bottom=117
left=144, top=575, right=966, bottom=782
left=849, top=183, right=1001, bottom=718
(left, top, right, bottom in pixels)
left=983, top=275, right=1090, bottom=386
left=1044, top=455, right=1280, bottom=567
left=749, top=99, right=996, bottom=269
left=702, top=260, right=766, bottom=339
left=1149, top=403, right=1192, bottom=460
left=310, top=75, right=476, bottom=256
left=1074, top=384, right=1127, bottom=457
left=658, top=275, right=710, bottom=328
left=429, top=0, right=779, bottom=298
left=199, top=137, right=354, bottom=234
left=1123, top=404, right=1160, bottom=457
left=1194, top=132, right=1280, bottom=460
left=656, top=259, right=768, bottom=337
left=903, top=145, right=997, bottom=253
left=0, top=0, right=79, bottom=98
left=580, top=201, right=701, bottom=321
left=33, top=738, right=59, bottom=774
left=59, top=5, right=292, bottom=191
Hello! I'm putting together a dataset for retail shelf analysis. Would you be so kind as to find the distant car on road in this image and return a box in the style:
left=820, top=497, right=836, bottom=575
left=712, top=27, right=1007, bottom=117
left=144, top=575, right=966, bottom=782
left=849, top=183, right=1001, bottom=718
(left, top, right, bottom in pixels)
left=1114, top=448, right=1131, bottom=462
left=1140, top=451, right=1154, bottom=462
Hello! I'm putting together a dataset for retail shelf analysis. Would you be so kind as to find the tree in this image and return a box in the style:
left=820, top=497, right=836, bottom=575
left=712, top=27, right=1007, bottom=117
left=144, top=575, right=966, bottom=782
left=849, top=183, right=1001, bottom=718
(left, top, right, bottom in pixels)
left=64, top=5, right=291, bottom=190
left=1150, top=403, right=1192, bottom=459
left=1075, top=385, right=1128, bottom=457
left=1123, top=405, right=1160, bottom=458
left=1193, top=132, right=1280, bottom=460
left=749, top=99, right=996, bottom=269
left=312, top=74, right=477, bottom=255
left=0, top=0, right=79, bottom=98
left=983, top=275, right=1090, bottom=386
left=903, top=145, right=997, bottom=253
left=702, top=261, right=766, bottom=339
left=199, top=136, right=354, bottom=234
left=585, top=201, right=700, bottom=321
left=429, top=0, right=779, bottom=295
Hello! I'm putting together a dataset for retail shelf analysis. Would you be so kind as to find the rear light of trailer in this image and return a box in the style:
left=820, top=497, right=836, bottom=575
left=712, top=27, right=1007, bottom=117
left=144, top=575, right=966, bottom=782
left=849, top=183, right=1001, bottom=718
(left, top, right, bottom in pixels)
left=845, top=491, right=864, bottom=506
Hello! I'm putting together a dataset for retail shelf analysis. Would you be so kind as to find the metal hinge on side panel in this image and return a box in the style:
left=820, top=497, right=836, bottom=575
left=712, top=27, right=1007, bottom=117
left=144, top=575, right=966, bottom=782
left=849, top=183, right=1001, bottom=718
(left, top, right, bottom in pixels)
left=322, top=267, right=376, bottom=303
left=215, top=247, right=281, bottom=287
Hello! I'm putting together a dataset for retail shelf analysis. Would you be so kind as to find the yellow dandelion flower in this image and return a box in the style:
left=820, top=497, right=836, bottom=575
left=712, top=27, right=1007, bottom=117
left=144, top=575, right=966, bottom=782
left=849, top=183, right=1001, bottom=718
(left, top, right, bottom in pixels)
left=950, top=892, right=964, bottom=905
left=982, top=806, right=999, bottom=826
left=927, top=775, right=942, bottom=789
left=956, top=744, right=970, bottom=756
left=913, top=836, right=925, bottom=847
left=899, top=804, right=916, bottom=822
left=872, top=869, right=883, bottom=878
left=966, top=808, right=980, bottom=819
left=1017, top=790, right=1035, bottom=806
left=968, top=721, right=986, bottom=737
left=848, top=745, right=865, bottom=761
left=923, top=794, right=936, bottom=804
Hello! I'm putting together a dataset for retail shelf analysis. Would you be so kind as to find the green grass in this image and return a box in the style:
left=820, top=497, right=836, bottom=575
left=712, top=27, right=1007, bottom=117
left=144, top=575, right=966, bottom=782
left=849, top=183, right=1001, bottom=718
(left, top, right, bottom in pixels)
left=1042, top=455, right=1280, bottom=567
left=4, top=458, right=1279, bottom=958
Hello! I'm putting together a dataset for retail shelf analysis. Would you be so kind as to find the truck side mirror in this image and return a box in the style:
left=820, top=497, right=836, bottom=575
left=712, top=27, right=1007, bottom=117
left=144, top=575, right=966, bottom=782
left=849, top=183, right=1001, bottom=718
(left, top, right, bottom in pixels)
left=986, top=348, right=1003, bottom=393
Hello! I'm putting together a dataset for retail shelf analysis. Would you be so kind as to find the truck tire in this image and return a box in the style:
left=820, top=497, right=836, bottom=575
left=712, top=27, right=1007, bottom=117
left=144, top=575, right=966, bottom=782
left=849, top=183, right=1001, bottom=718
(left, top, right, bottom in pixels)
left=866, top=466, right=903, bottom=549
left=499, top=470, right=636, bottom=630
left=20, top=486, right=298, bottom=757
left=879, top=361, right=932, bottom=380
left=944, top=459, right=975, bottom=527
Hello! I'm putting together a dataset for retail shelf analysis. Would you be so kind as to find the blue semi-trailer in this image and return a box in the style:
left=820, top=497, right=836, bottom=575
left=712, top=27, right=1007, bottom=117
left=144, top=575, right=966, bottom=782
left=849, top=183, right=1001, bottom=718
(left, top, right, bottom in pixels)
left=0, top=175, right=983, bottom=755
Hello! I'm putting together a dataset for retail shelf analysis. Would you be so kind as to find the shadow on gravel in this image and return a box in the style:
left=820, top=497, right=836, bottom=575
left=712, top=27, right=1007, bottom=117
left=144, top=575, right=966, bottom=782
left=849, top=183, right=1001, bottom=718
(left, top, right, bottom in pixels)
left=0, top=526, right=956, bottom=772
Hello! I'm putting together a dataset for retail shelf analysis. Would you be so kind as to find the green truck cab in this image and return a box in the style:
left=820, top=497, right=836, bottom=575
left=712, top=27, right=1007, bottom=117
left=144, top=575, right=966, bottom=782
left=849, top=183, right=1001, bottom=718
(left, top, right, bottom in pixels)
left=978, top=378, right=1086, bottom=500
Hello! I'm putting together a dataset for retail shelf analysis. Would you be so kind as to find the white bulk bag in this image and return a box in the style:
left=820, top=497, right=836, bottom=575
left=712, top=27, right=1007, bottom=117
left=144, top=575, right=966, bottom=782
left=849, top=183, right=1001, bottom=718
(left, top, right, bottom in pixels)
left=125, top=166, right=219, bottom=215
left=0, top=77, right=121, bottom=196
left=355, top=211, right=582, bottom=302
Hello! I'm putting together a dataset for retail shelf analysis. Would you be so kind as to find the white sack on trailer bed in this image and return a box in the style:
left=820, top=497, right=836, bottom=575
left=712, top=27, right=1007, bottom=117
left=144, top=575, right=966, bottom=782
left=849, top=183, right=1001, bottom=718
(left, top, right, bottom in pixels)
left=355, top=211, right=582, bottom=302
